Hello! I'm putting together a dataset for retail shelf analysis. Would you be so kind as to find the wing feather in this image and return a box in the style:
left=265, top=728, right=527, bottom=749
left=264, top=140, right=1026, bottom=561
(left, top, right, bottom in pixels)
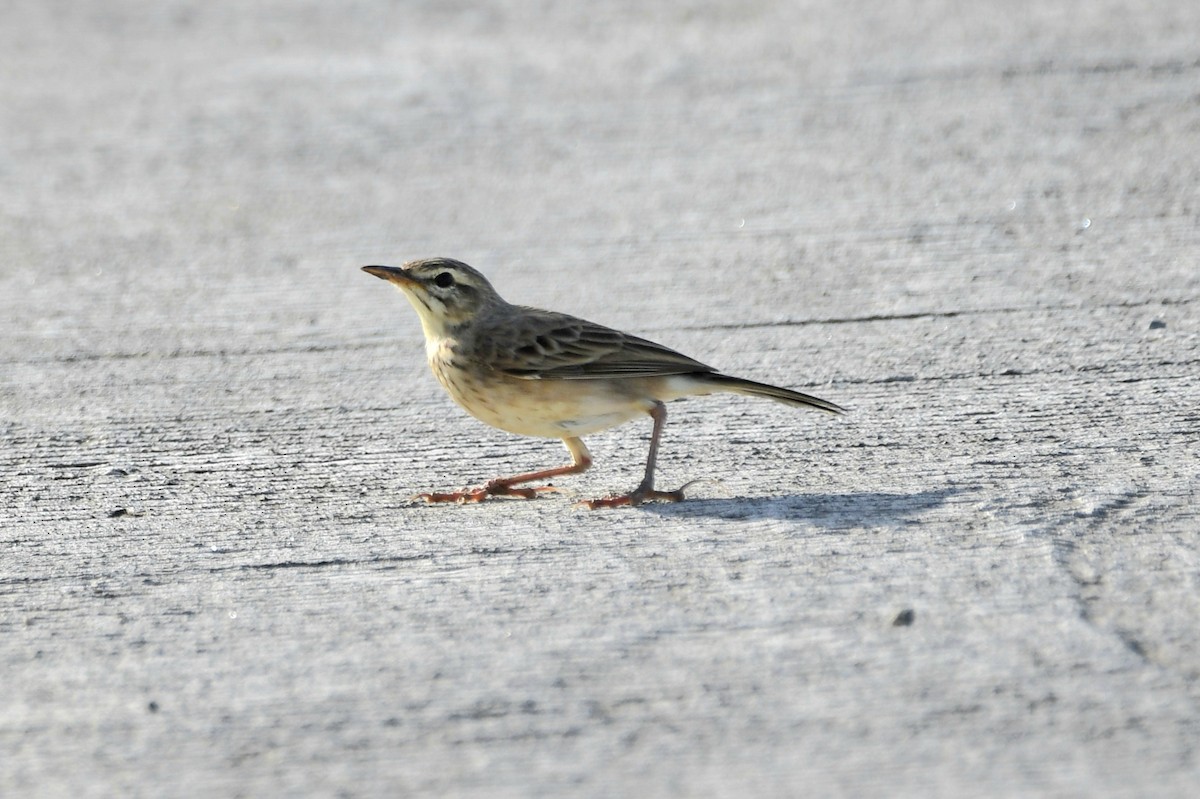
left=472, top=306, right=713, bottom=379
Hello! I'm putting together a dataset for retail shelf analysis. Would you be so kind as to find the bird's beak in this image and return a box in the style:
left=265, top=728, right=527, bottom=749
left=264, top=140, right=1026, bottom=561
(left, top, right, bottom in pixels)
left=362, top=265, right=417, bottom=287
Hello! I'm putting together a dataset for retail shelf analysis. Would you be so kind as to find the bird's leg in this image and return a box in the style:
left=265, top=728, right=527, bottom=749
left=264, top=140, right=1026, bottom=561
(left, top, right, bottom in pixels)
left=581, top=401, right=686, bottom=509
left=418, top=437, right=593, bottom=503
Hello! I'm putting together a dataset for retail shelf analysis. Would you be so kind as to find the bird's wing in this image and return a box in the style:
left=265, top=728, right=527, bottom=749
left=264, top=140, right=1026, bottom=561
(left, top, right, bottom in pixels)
left=475, top=306, right=714, bottom=379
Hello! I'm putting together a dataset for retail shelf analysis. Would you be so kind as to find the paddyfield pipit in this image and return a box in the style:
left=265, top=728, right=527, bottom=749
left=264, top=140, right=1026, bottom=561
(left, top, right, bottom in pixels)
left=363, top=258, right=843, bottom=508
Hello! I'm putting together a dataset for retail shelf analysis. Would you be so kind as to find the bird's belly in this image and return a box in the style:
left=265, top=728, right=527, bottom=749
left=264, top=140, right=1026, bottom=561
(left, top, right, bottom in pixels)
left=432, top=361, right=653, bottom=438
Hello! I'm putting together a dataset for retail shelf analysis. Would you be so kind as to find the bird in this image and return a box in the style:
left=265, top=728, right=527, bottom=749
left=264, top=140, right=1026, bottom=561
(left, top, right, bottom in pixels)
left=362, top=258, right=843, bottom=508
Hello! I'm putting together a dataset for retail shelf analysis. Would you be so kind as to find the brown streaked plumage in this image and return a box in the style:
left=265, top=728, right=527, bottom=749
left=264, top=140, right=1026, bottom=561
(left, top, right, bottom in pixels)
left=362, top=257, right=844, bottom=508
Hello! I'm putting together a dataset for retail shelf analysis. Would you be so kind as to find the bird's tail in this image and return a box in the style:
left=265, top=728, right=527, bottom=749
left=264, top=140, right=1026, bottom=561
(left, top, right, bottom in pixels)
left=705, top=373, right=845, bottom=414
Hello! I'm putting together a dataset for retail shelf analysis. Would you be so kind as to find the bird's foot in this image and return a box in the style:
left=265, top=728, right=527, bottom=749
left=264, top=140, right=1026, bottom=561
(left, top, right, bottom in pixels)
left=415, top=481, right=560, bottom=504
left=577, top=485, right=687, bottom=510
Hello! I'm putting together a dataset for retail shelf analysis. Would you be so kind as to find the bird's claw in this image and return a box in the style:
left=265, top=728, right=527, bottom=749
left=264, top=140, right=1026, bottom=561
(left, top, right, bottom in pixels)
left=577, top=486, right=687, bottom=510
left=413, top=483, right=560, bottom=504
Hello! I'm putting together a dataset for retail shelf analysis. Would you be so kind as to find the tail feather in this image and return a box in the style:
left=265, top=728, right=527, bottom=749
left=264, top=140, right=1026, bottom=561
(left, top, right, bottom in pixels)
left=705, top=373, right=845, bottom=414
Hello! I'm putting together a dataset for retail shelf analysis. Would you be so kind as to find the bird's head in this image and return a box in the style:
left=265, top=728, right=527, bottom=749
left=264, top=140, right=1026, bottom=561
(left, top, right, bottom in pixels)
left=362, top=258, right=502, bottom=339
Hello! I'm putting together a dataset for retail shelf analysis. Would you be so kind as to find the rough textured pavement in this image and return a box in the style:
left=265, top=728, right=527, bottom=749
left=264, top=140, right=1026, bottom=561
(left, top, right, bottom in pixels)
left=2, top=2, right=1199, bottom=796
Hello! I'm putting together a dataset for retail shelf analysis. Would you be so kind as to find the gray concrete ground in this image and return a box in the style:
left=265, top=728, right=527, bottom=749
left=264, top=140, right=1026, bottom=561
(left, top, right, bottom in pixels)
left=2, top=1, right=1199, bottom=796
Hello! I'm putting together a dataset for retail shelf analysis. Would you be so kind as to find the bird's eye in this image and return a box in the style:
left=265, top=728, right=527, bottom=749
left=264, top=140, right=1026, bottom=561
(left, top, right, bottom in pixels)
left=433, top=272, right=454, bottom=288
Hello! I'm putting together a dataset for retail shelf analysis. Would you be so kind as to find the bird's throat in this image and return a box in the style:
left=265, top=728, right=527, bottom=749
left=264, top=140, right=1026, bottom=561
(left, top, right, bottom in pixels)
left=399, top=289, right=452, bottom=343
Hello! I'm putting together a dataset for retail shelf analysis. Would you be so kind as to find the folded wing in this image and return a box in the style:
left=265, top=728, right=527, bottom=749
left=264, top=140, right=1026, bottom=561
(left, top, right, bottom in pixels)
left=477, top=306, right=714, bottom=379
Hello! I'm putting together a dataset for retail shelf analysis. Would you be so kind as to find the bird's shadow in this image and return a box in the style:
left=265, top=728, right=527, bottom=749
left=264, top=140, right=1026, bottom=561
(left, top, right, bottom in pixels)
left=639, top=485, right=969, bottom=527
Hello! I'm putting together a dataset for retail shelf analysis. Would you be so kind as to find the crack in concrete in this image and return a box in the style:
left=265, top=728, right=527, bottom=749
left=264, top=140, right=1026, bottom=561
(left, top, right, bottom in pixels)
left=5, top=296, right=1194, bottom=366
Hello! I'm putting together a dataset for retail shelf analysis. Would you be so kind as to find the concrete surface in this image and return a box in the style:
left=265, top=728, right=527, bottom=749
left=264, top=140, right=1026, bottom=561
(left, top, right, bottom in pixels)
left=2, top=1, right=1199, bottom=796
